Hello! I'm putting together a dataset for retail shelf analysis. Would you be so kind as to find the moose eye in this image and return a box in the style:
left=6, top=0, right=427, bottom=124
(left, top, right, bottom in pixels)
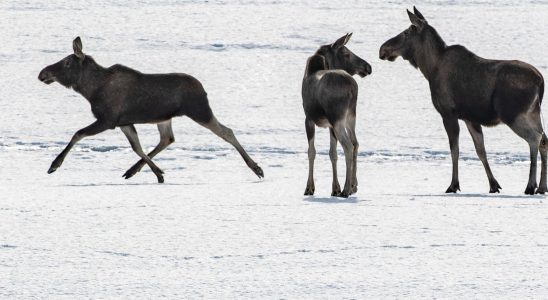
left=63, top=59, right=71, bottom=68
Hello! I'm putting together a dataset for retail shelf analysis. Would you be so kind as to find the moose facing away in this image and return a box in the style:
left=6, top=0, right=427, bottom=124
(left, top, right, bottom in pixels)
left=38, top=37, right=264, bottom=183
left=380, top=7, right=546, bottom=194
left=302, top=33, right=372, bottom=198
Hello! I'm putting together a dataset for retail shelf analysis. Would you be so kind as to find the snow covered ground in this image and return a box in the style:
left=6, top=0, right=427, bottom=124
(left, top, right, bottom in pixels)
left=1, top=0, right=548, bottom=298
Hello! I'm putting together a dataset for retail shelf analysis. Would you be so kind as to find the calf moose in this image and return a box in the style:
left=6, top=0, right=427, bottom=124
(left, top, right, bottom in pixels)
left=380, top=7, right=546, bottom=194
left=38, top=37, right=264, bottom=183
left=302, top=33, right=372, bottom=197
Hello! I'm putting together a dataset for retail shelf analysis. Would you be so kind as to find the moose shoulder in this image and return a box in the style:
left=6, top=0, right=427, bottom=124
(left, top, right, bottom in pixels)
left=380, top=7, right=546, bottom=195
left=38, top=37, right=264, bottom=183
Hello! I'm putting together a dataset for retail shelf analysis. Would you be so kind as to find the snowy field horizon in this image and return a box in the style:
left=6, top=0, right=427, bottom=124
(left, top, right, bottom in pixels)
left=2, top=0, right=548, bottom=298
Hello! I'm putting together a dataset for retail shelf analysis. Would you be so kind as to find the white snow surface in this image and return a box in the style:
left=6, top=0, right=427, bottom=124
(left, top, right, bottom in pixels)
left=1, top=0, right=548, bottom=298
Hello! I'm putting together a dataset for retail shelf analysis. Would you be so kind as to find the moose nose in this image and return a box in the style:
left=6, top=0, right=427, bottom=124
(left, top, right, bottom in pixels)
left=38, top=69, right=54, bottom=84
left=366, top=63, right=372, bottom=75
left=38, top=69, right=49, bottom=81
left=379, top=47, right=388, bottom=60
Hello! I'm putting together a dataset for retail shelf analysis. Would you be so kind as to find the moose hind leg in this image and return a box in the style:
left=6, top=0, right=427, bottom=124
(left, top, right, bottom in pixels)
left=346, top=114, right=359, bottom=194
left=508, top=115, right=542, bottom=195
left=120, top=125, right=165, bottom=183
left=199, top=117, right=264, bottom=178
left=538, top=133, right=548, bottom=194
left=465, top=121, right=501, bottom=193
left=329, top=128, right=341, bottom=196
left=123, top=120, right=174, bottom=180
left=333, top=122, right=354, bottom=198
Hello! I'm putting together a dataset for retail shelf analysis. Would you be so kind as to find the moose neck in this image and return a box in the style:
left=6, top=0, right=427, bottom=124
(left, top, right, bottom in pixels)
left=412, top=27, right=447, bottom=80
left=73, top=57, right=108, bottom=101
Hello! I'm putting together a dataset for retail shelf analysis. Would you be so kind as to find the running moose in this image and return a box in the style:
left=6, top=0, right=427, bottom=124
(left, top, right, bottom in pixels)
left=38, top=37, right=264, bottom=183
left=380, top=7, right=546, bottom=194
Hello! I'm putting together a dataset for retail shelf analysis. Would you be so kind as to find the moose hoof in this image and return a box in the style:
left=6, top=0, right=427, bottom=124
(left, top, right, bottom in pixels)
left=48, top=158, right=63, bottom=174
left=122, top=166, right=141, bottom=180
left=525, top=184, right=537, bottom=195
left=489, top=181, right=502, bottom=193
left=535, top=186, right=546, bottom=195
left=339, top=190, right=350, bottom=198
left=331, top=185, right=341, bottom=197
left=122, top=171, right=135, bottom=180
left=252, top=165, right=264, bottom=178
left=351, top=185, right=358, bottom=195
left=445, top=183, right=460, bottom=193
left=304, top=185, right=315, bottom=196
left=157, top=175, right=165, bottom=184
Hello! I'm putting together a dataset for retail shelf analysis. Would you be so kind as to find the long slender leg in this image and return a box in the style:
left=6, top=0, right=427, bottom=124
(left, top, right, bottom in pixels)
left=329, top=128, right=341, bottom=196
left=508, top=114, right=544, bottom=194
left=443, top=117, right=460, bottom=193
left=333, top=121, right=354, bottom=198
left=347, top=113, right=359, bottom=194
left=199, top=117, right=264, bottom=178
left=120, top=125, right=165, bottom=183
left=532, top=105, right=547, bottom=194
left=48, top=120, right=112, bottom=174
left=123, top=120, right=175, bottom=180
left=304, top=118, right=316, bottom=195
left=465, top=121, right=501, bottom=193
left=538, top=132, right=547, bottom=194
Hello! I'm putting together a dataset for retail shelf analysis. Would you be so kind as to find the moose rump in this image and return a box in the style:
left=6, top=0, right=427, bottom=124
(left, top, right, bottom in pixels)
left=303, top=69, right=358, bottom=129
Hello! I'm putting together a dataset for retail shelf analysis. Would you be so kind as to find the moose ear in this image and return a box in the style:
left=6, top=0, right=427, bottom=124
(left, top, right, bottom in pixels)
left=413, top=6, right=426, bottom=21
left=73, top=36, right=85, bottom=60
left=407, top=9, right=425, bottom=29
left=331, top=33, right=352, bottom=49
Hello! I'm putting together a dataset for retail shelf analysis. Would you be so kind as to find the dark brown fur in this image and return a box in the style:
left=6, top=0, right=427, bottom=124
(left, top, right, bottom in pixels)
left=380, top=7, right=546, bottom=194
left=38, top=37, right=263, bottom=182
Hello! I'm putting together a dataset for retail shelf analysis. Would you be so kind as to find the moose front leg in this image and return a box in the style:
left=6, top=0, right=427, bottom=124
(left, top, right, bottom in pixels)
left=120, top=125, right=165, bottom=183
left=123, top=120, right=174, bottom=180
left=48, top=120, right=112, bottom=174
left=443, top=117, right=460, bottom=193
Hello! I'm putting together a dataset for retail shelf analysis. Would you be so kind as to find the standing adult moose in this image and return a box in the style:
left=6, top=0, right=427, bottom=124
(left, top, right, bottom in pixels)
left=302, top=33, right=372, bottom=198
left=380, top=7, right=546, bottom=194
left=38, top=37, right=263, bottom=183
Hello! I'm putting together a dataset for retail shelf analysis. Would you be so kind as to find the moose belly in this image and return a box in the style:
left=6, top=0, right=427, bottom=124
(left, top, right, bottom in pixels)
left=456, top=101, right=500, bottom=126
left=118, top=100, right=181, bottom=125
left=314, top=118, right=331, bottom=128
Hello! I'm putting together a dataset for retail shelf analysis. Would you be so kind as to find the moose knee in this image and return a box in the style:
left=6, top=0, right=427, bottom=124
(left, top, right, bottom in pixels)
left=223, top=127, right=235, bottom=138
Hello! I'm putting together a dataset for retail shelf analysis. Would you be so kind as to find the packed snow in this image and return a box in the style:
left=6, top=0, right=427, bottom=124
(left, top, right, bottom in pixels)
left=1, top=0, right=548, bottom=298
